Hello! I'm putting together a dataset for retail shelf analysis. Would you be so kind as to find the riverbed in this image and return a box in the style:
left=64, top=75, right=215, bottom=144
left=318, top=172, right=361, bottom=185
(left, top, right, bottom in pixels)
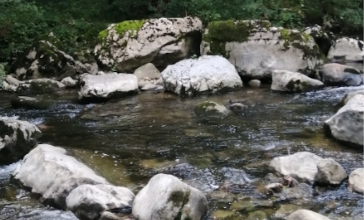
left=1, top=84, right=363, bottom=220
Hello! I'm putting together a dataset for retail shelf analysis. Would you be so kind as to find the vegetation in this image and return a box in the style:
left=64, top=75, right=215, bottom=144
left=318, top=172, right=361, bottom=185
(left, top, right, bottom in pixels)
left=0, top=0, right=362, bottom=63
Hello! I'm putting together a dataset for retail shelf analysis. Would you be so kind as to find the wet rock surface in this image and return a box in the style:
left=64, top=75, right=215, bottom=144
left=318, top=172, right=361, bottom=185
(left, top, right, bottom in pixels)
left=271, top=70, right=324, bottom=92
left=0, top=117, right=41, bottom=165
left=321, top=63, right=363, bottom=86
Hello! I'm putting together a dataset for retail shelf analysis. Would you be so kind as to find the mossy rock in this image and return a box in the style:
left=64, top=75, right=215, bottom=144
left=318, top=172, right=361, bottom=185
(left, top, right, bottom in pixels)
left=11, top=96, right=54, bottom=109
left=98, top=20, right=146, bottom=42
left=203, top=20, right=271, bottom=57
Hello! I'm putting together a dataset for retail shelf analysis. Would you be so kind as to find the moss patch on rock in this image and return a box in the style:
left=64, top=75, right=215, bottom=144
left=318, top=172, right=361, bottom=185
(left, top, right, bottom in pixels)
left=203, top=20, right=270, bottom=57
left=115, top=20, right=145, bottom=37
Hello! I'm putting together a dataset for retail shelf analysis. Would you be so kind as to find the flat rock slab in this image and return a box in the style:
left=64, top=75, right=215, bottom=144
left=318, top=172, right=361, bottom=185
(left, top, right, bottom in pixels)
left=78, top=73, right=138, bottom=102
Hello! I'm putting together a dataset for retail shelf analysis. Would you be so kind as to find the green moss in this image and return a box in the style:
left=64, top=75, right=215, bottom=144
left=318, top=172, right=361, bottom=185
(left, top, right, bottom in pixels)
left=114, top=20, right=145, bottom=37
left=168, top=190, right=190, bottom=220
left=98, top=29, right=108, bottom=41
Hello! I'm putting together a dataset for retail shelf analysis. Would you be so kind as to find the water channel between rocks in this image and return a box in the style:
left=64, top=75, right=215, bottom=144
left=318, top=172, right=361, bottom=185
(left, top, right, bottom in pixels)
left=0, top=85, right=363, bottom=220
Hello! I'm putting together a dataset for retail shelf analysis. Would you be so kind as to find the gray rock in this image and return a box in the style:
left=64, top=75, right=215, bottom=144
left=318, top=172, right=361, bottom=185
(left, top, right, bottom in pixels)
left=328, top=37, right=364, bottom=62
left=195, top=101, right=230, bottom=116
left=0, top=117, right=41, bottom=165
left=134, top=63, right=161, bottom=81
left=271, top=70, right=324, bottom=92
left=66, top=184, right=134, bottom=220
left=201, top=20, right=324, bottom=79
left=162, top=55, right=243, bottom=97
left=321, top=63, right=363, bottom=86
left=348, top=168, right=364, bottom=194
left=324, top=92, right=364, bottom=146
left=95, top=17, right=203, bottom=72
left=78, top=73, right=138, bottom=102
left=220, top=167, right=251, bottom=185
left=248, top=79, right=261, bottom=88
left=17, top=78, right=65, bottom=94
left=13, top=144, right=107, bottom=206
left=269, top=152, right=323, bottom=182
left=132, top=174, right=208, bottom=220
left=61, top=77, right=78, bottom=88
left=287, top=209, right=331, bottom=220
left=9, top=41, right=88, bottom=80
left=315, top=158, right=347, bottom=185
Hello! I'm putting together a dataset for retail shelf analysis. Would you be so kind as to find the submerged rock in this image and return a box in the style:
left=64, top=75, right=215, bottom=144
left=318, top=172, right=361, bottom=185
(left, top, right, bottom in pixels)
left=12, top=144, right=134, bottom=220
left=9, top=41, right=88, bottom=80
left=11, top=96, right=53, bottom=110
left=348, top=168, right=364, bottom=194
left=324, top=91, right=364, bottom=146
left=195, top=101, right=230, bottom=116
left=95, top=17, right=203, bottom=72
left=271, top=70, right=324, bottom=92
left=327, top=37, right=364, bottom=62
left=132, top=174, right=208, bottom=220
left=162, top=55, right=243, bottom=97
left=321, top=63, right=363, bottom=86
left=287, top=209, right=331, bottom=220
left=201, top=20, right=324, bottom=79
left=269, top=152, right=323, bottom=182
left=78, top=73, right=138, bottom=102
left=0, top=117, right=41, bottom=165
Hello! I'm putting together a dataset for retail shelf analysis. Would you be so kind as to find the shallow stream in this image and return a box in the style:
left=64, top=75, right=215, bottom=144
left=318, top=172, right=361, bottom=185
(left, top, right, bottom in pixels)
left=0, top=84, right=363, bottom=219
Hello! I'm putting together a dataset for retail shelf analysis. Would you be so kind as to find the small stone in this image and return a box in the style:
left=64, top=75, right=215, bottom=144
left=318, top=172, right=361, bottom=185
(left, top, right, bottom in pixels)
left=248, top=79, right=261, bottom=88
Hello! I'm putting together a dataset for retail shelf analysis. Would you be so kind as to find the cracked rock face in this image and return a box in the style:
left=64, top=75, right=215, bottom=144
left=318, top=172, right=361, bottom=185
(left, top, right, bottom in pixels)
left=132, top=174, right=208, bottom=220
left=94, top=17, right=203, bottom=72
left=161, top=55, right=243, bottom=97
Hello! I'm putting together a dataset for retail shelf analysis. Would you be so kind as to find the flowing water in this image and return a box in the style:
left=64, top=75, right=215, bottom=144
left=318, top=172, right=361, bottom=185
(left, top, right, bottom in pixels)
left=0, top=85, right=363, bottom=220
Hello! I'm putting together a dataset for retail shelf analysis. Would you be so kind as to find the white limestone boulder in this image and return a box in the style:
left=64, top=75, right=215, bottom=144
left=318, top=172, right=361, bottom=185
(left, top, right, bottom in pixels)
left=0, top=117, right=41, bottom=164
left=12, top=144, right=135, bottom=220
left=287, top=209, right=331, bottom=220
left=321, top=63, right=363, bottom=86
left=324, top=92, right=364, bottom=146
left=201, top=20, right=324, bottom=79
left=78, top=73, right=138, bottom=102
left=348, top=168, right=364, bottom=194
left=271, top=70, right=324, bottom=92
left=132, top=174, right=208, bottom=220
left=269, top=152, right=323, bottom=182
left=95, top=17, right=203, bottom=72
left=315, top=158, right=347, bottom=185
left=162, top=55, right=243, bottom=97
left=328, top=37, right=364, bottom=62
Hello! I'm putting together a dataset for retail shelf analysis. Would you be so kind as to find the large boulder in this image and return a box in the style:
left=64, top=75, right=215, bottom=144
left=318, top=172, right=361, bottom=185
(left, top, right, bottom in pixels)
left=132, top=174, right=208, bottom=220
left=271, top=70, right=324, bottom=92
left=13, top=144, right=134, bottom=220
left=133, top=63, right=161, bottom=89
left=348, top=168, right=364, bottom=194
left=327, top=37, right=364, bottom=62
left=287, top=209, right=331, bottom=220
left=162, top=55, right=243, bottom=97
left=269, top=152, right=323, bottom=182
left=324, top=92, right=364, bottom=146
left=315, top=158, right=347, bottom=185
left=321, top=63, right=363, bottom=86
left=304, top=25, right=335, bottom=56
left=78, top=73, right=138, bottom=102
left=9, top=41, right=88, bottom=80
left=0, top=117, right=41, bottom=165
left=201, top=20, right=324, bottom=80
left=94, top=17, right=203, bottom=72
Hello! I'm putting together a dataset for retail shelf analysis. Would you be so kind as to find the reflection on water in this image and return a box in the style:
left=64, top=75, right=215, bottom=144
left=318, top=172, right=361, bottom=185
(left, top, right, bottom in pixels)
left=0, top=85, right=363, bottom=219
